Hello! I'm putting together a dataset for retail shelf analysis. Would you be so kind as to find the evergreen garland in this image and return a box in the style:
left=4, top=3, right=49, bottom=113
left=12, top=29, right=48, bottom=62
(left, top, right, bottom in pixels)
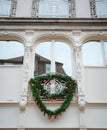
left=29, top=73, right=77, bottom=120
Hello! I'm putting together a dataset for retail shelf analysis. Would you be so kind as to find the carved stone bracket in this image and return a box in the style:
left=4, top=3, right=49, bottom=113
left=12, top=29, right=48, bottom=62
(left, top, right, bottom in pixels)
left=19, top=96, right=27, bottom=111
left=78, top=95, right=86, bottom=111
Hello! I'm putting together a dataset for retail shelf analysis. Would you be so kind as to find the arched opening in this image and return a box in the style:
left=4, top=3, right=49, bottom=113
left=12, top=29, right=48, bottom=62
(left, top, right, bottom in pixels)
left=34, top=41, right=72, bottom=76
left=0, top=40, right=24, bottom=101
left=82, top=40, right=107, bottom=102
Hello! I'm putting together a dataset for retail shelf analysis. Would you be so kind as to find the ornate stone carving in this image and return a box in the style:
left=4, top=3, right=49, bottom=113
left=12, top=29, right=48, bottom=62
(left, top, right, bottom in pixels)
left=90, top=0, right=97, bottom=17
left=78, top=95, right=86, bottom=111
left=24, top=46, right=33, bottom=60
left=10, top=0, right=17, bottom=17
left=32, top=0, right=39, bottom=17
left=74, top=46, right=82, bottom=59
left=19, top=97, right=27, bottom=111
left=74, top=45, right=86, bottom=111
left=69, top=0, right=76, bottom=17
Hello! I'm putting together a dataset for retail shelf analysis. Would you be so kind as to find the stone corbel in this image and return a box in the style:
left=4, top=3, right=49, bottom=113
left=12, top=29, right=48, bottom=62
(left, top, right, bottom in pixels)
left=19, top=96, right=27, bottom=111
left=78, top=94, right=86, bottom=111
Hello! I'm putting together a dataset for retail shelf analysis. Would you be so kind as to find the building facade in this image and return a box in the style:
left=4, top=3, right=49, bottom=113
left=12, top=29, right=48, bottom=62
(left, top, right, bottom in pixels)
left=0, top=0, right=107, bottom=130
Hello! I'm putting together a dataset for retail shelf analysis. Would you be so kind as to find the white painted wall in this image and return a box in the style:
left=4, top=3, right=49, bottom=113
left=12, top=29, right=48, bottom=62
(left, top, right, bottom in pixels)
left=0, top=105, right=19, bottom=128
left=25, top=104, right=79, bottom=128
left=76, top=0, right=91, bottom=17
left=86, top=107, right=107, bottom=128
left=16, top=0, right=32, bottom=17
left=83, top=67, right=107, bottom=103
left=0, top=65, right=23, bottom=101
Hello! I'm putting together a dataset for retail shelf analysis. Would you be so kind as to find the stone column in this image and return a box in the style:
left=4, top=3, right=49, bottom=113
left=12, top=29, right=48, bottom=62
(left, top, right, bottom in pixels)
left=18, top=45, right=34, bottom=130
left=74, top=45, right=87, bottom=130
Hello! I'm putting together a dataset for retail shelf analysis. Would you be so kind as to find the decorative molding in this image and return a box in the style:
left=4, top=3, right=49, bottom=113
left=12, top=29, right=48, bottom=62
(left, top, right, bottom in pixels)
left=90, top=0, right=97, bottom=17
left=10, top=0, right=17, bottom=17
left=32, top=0, right=39, bottom=17
left=69, top=0, right=76, bottom=17
left=17, top=128, right=25, bottom=130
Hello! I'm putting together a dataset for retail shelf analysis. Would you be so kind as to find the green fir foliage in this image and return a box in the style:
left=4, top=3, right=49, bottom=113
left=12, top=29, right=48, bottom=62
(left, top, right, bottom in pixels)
left=29, top=73, right=77, bottom=119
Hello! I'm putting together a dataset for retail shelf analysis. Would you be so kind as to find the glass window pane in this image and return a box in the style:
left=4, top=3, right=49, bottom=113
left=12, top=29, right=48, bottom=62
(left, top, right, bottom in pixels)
left=46, top=64, right=51, bottom=74
left=55, top=42, right=72, bottom=76
left=35, top=42, right=51, bottom=75
left=82, top=41, right=103, bottom=66
left=35, top=42, right=72, bottom=76
left=95, top=0, right=107, bottom=17
left=38, top=0, right=69, bottom=18
left=0, top=41, right=24, bottom=65
left=0, top=0, right=11, bottom=17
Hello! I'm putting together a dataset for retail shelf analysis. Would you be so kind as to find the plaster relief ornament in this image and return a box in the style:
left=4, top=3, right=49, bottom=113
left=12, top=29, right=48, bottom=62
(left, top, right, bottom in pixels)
left=29, top=73, right=77, bottom=120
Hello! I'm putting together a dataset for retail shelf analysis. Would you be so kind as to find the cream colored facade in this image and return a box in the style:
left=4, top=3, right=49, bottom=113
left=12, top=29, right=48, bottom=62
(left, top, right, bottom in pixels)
left=0, top=0, right=107, bottom=130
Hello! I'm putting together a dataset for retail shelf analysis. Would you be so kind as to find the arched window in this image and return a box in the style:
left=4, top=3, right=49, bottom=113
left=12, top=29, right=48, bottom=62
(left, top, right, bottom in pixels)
left=0, top=41, right=24, bottom=65
left=35, top=41, right=72, bottom=76
left=0, top=41, right=24, bottom=101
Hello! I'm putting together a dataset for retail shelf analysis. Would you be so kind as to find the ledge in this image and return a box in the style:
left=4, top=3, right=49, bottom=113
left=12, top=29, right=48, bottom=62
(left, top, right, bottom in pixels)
left=0, top=17, right=107, bottom=31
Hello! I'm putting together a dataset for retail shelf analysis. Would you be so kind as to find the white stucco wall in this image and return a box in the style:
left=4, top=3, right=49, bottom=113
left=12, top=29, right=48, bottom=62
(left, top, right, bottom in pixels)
left=25, top=104, right=79, bottom=128
left=0, top=104, right=19, bottom=128
left=0, top=65, right=23, bottom=101
left=86, top=106, right=107, bottom=128
left=76, top=0, right=91, bottom=17
left=83, top=67, right=107, bottom=103
left=16, top=0, right=32, bottom=17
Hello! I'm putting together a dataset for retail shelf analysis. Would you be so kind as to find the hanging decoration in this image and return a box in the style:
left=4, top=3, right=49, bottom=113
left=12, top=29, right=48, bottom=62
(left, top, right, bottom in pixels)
left=29, top=73, right=77, bottom=120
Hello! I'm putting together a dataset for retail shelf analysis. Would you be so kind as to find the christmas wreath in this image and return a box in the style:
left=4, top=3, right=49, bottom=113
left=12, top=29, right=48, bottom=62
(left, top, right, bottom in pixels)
left=29, top=73, right=77, bottom=120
